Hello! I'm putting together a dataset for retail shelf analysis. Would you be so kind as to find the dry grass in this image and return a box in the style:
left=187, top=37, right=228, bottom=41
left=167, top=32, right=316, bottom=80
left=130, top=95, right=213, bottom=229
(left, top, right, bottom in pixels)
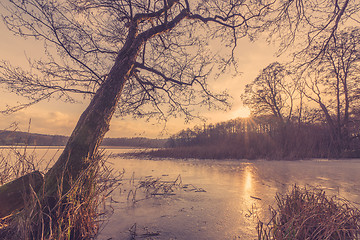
left=138, top=175, right=182, bottom=197
left=126, top=174, right=183, bottom=203
left=0, top=148, right=123, bottom=240
left=258, top=185, right=360, bottom=240
left=0, top=146, right=48, bottom=185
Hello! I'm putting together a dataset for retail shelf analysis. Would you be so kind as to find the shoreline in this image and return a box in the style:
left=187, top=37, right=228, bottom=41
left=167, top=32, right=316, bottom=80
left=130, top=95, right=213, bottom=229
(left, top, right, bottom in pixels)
left=117, top=147, right=360, bottom=162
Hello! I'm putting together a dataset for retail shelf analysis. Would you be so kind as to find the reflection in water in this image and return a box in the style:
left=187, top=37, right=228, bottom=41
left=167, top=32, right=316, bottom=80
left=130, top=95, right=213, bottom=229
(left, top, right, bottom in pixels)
left=244, top=165, right=253, bottom=193
left=243, top=164, right=258, bottom=210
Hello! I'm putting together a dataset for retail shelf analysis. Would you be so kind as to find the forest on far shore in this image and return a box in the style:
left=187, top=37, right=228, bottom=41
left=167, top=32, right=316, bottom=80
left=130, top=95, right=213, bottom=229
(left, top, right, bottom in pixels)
left=155, top=115, right=360, bottom=160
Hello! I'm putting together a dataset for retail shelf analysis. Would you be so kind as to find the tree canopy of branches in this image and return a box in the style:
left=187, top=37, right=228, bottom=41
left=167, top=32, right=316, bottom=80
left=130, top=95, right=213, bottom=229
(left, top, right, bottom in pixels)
left=1, top=0, right=359, bottom=117
left=0, top=0, right=274, bottom=119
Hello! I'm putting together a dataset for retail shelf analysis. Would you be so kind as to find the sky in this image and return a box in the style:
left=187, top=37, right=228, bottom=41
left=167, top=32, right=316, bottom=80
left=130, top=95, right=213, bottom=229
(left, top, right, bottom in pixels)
left=0, top=14, right=279, bottom=139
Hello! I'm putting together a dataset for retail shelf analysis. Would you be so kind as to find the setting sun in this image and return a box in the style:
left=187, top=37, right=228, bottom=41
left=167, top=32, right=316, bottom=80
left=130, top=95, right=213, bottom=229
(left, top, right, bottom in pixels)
left=229, top=107, right=251, bottom=119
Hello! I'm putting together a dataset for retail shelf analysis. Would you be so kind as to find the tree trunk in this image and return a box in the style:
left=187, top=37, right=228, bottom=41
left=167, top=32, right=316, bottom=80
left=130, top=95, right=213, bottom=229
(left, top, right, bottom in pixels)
left=0, top=171, right=43, bottom=218
left=0, top=5, right=188, bottom=214
left=44, top=42, right=143, bottom=198
left=0, top=48, right=136, bottom=214
left=0, top=36, right=144, bottom=214
left=318, top=101, right=342, bottom=156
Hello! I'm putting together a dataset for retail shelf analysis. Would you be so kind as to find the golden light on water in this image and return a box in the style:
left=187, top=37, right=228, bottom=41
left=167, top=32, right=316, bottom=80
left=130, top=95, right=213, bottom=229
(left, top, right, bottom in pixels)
left=244, top=165, right=253, bottom=193
left=242, top=164, right=259, bottom=225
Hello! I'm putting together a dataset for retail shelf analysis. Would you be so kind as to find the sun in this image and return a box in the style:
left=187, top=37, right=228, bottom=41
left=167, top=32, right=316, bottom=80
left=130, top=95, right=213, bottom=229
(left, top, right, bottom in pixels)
left=229, top=107, right=251, bottom=119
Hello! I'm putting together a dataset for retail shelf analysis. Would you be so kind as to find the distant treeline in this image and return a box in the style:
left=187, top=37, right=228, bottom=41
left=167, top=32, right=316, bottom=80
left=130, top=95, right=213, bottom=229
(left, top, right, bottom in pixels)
left=102, top=137, right=166, bottom=148
left=0, top=131, right=166, bottom=148
left=150, top=115, right=360, bottom=159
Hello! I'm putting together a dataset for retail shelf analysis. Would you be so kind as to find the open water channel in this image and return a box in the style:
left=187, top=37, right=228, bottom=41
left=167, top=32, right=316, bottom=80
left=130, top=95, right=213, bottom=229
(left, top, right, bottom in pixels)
left=2, top=147, right=360, bottom=239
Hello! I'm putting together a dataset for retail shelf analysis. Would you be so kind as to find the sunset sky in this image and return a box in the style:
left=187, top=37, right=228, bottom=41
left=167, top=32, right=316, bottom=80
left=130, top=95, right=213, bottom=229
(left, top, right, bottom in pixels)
left=0, top=17, right=279, bottom=138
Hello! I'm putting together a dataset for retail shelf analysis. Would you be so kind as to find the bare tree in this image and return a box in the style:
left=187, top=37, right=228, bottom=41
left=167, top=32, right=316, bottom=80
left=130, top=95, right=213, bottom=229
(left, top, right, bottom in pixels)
left=242, top=62, right=297, bottom=123
left=0, top=0, right=276, bottom=207
left=301, top=27, right=360, bottom=154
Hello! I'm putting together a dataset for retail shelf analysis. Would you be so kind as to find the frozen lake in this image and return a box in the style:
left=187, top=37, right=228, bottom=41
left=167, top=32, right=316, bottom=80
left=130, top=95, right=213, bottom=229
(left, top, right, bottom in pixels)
left=100, top=148, right=360, bottom=240
left=2, top=147, right=360, bottom=239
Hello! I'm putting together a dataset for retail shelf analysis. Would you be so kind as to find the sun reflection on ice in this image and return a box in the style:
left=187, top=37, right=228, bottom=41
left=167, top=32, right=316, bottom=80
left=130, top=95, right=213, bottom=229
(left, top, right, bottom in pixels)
left=243, top=164, right=260, bottom=209
left=244, top=165, right=253, bottom=192
left=241, top=164, right=260, bottom=235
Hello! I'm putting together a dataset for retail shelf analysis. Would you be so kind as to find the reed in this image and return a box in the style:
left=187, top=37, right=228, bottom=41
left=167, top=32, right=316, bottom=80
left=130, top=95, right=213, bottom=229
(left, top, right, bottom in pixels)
left=0, top=148, right=123, bottom=240
left=258, top=185, right=360, bottom=240
left=126, top=174, right=183, bottom=203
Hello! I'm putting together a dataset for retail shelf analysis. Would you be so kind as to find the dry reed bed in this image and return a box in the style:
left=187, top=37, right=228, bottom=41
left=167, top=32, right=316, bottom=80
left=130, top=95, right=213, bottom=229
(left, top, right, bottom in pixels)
left=258, top=185, right=360, bottom=240
left=0, top=148, right=123, bottom=240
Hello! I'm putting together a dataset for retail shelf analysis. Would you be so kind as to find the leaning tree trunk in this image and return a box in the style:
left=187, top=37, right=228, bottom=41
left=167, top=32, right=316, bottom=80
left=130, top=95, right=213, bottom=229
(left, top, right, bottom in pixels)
left=0, top=5, right=189, bottom=217
left=44, top=42, right=143, bottom=198
left=0, top=35, right=144, bottom=217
